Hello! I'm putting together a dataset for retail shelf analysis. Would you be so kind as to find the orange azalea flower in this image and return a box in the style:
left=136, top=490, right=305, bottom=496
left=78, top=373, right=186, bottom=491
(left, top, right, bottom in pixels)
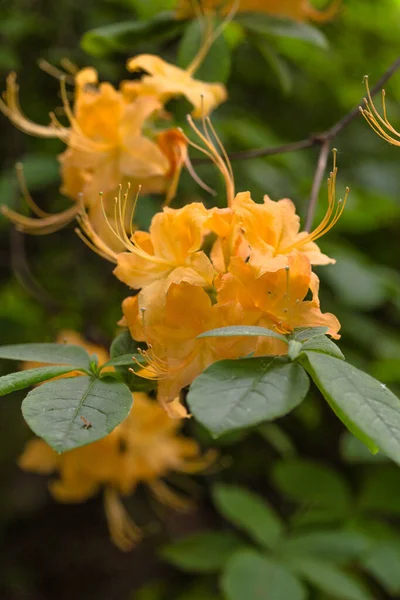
left=79, top=200, right=215, bottom=312
left=122, top=254, right=339, bottom=410
left=121, top=284, right=254, bottom=414
left=19, top=392, right=213, bottom=551
left=176, top=0, right=340, bottom=22
left=0, top=67, right=187, bottom=238
left=124, top=54, right=227, bottom=119
left=217, top=251, right=340, bottom=340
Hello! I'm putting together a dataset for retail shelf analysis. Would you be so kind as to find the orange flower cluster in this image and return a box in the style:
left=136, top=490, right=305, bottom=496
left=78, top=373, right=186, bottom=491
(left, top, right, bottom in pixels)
left=176, top=0, right=340, bottom=23
left=77, top=120, right=345, bottom=418
left=19, top=331, right=213, bottom=551
left=0, top=53, right=226, bottom=244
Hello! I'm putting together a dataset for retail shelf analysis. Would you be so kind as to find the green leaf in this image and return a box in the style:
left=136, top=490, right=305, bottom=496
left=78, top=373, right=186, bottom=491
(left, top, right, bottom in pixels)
left=222, top=550, right=307, bottom=600
left=252, top=38, right=293, bottom=94
left=292, top=327, right=329, bottom=342
left=102, top=353, right=140, bottom=368
left=212, top=484, right=284, bottom=550
left=197, top=325, right=287, bottom=342
left=178, top=18, right=232, bottom=83
left=362, top=541, right=400, bottom=595
left=300, top=352, right=400, bottom=464
left=272, top=459, right=351, bottom=515
left=131, top=0, right=175, bottom=19
left=187, top=357, right=309, bottom=437
left=0, top=343, right=90, bottom=367
left=281, top=530, right=372, bottom=564
left=258, top=423, right=296, bottom=457
left=0, top=366, right=81, bottom=396
left=22, top=376, right=133, bottom=452
left=299, top=335, right=345, bottom=360
left=237, top=14, right=328, bottom=49
left=81, top=12, right=183, bottom=57
left=289, top=557, right=374, bottom=600
left=161, top=530, right=243, bottom=573
left=110, top=330, right=138, bottom=359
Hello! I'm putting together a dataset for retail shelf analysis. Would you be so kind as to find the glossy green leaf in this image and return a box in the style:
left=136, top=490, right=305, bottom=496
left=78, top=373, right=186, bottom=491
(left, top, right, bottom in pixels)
left=110, top=330, right=138, bottom=359
left=299, top=335, right=345, bottom=360
left=289, top=557, right=374, bottom=600
left=0, top=366, right=81, bottom=396
left=281, top=530, right=372, bottom=564
left=213, top=484, right=284, bottom=550
left=161, top=530, right=243, bottom=573
left=292, top=327, right=329, bottom=342
left=237, top=14, right=328, bottom=49
left=0, top=343, right=90, bottom=367
left=22, top=376, right=133, bottom=452
left=300, top=352, right=400, bottom=463
left=102, top=353, right=141, bottom=368
left=272, top=459, right=351, bottom=514
left=81, top=12, right=183, bottom=57
left=197, top=325, right=287, bottom=342
left=222, top=550, right=307, bottom=600
left=178, top=18, right=231, bottom=82
left=187, top=357, right=309, bottom=436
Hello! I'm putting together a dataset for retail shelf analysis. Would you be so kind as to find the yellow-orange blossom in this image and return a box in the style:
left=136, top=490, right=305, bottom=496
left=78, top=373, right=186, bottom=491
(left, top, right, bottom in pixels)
left=77, top=116, right=345, bottom=417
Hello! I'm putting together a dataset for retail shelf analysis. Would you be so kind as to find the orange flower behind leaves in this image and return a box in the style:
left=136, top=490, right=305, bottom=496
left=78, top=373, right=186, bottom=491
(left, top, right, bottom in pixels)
left=121, top=284, right=255, bottom=415
left=20, top=392, right=214, bottom=551
left=176, top=0, right=340, bottom=22
left=122, top=253, right=340, bottom=410
left=217, top=251, right=340, bottom=340
left=19, top=332, right=214, bottom=551
left=124, top=55, right=227, bottom=118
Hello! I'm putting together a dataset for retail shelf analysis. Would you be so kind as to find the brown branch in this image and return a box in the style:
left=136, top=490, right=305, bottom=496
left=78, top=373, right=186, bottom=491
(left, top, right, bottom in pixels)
left=305, top=139, right=331, bottom=232
left=192, top=54, right=400, bottom=164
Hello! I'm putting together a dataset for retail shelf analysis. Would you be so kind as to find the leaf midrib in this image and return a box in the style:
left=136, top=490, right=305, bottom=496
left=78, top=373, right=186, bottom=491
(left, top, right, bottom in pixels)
left=60, top=376, right=98, bottom=447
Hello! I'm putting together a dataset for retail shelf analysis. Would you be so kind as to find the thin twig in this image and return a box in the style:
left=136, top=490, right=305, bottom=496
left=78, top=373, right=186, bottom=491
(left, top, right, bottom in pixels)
left=192, top=54, right=400, bottom=164
left=305, top=139, right=331, bottom=231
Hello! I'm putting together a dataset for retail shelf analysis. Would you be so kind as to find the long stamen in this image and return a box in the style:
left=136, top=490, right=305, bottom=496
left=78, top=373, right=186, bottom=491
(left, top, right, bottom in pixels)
left=103, top=487, right=142, bottom=552
left=76, top=196, right=119, bottom=263
left=37, top=59, right=74, bottom=84
left=186, top=114, right=235, bottom=206
left=360, top=75, right=400, bottom=145
left=184, top=153, right=217, bottom=195
left=15, top=162, right=50, bottom=218
left=281, top=151, right=348, bottom=252
left=2, top=204, right=79, bottom=235
left=0, top=73, right=63, bottom=139
left=148, top=479, right=194, bottom=512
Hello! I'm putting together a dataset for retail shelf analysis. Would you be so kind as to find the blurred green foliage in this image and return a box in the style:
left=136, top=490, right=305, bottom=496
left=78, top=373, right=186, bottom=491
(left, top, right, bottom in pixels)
left=3, top=0, right=400, bottom=598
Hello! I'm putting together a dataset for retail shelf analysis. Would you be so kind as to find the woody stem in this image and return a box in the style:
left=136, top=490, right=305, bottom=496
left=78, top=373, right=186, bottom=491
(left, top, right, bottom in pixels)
left=305, top=139, right=331, bottom=232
